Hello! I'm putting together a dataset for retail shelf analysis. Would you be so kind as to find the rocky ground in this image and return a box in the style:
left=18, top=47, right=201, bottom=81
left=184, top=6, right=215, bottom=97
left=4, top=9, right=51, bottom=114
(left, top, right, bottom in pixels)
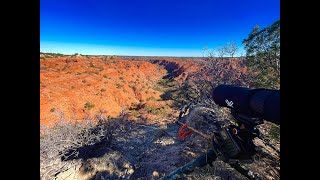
left=50, top=116, right=279, bottom=180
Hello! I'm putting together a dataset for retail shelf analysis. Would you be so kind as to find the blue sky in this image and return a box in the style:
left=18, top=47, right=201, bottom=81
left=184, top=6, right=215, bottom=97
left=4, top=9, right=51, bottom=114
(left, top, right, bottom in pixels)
left=40, top=0, right=279, bottom=57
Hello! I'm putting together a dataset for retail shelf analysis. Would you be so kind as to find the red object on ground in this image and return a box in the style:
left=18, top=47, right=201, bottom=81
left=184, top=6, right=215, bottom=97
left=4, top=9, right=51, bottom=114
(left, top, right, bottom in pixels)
left=178, top=124, right=192, bottom=139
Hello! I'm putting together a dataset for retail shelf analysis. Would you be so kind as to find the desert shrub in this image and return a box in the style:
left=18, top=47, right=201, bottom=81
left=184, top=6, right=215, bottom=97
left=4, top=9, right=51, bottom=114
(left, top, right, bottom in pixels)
left=130, top=110, right=140, bottom=117
left=119, top=77, right=124, bottom=80
left=132, top=102, right=139, bottom=107
left=157, top=79, right=170, bottom=86
left=101, top=88, right=106, bottom=92
left=103, top=75, right=109, bottom=79
left=50, top=108, right=55, bottom=112
left=116, top=83, right=123, bottom=88
left=268, top=124, right=280, bottom=141
left=145, top=106, right=157, bottom=113
left=84, top=71, right=99, bottom=75
left=84, top=102, right=95, bottom=110
left=124, top=64, right=131, bottom=70
left=40, top=114, right=119, bottom=179
left=89, top=62, right=104, bottom=71
left=146, top=97, right=156, bottom=101
left=96, top=66, right=104, bottom=71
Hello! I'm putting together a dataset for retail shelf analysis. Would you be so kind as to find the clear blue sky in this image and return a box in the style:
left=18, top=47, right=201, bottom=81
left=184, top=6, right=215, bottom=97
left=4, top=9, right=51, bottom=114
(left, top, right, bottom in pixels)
left=40, top=0, right=279, bottom=57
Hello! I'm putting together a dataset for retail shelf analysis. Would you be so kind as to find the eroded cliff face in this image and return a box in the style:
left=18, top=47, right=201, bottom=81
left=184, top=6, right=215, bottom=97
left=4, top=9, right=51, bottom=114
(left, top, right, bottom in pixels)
left=40, top=56, right=169, bottom=126
left=40, top=56, right=248, bottom=126
left=150, top=59, right=202, bottom=83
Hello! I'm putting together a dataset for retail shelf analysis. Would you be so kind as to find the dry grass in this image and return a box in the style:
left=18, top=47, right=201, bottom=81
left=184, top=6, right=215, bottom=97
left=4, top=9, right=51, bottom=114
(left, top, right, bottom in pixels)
left=40, top=111, right=122, bottom=179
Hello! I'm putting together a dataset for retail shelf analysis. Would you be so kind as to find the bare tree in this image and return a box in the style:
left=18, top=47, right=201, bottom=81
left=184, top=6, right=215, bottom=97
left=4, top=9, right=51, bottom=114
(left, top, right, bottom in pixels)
left=217, top=47, right=225, bottom=59
left=224, top=41, right=238, bottom=58
left=202, top=46, right=216, bottom=60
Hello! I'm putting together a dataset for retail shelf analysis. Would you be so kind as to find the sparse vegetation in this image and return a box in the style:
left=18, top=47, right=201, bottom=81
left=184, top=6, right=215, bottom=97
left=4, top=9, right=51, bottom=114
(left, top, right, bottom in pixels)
left=144, top=105, right=170, bottom=117
left=269, top=124, right=280, bottom=141
left=84, top=102, right=95, bottom=110
left=116, top=83, right=123, bottom=88
left=83, top=71, right=99, bottom=75
left=89, top=62, right=104, bottom=71
left=130, top=110, right=140, bottom=117
left=40, top=52, right=65, bottom=58
left=61, top=65, right=70, bottom=71
left=40, top=115, right=120, bottom=179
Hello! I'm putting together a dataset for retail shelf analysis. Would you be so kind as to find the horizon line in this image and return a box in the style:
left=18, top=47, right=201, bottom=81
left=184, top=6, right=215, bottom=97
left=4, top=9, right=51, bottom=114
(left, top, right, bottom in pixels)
left=40, top=52, right=245, bottom=58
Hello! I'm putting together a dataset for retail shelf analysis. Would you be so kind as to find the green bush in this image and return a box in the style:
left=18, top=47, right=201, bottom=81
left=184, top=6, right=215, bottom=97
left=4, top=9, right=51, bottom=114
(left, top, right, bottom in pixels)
left=131, top=110, right=140, bottom=117
left=116, top=83, right=123, bottom=88
left=145, top=106, right=157, bottom=113
left=84, top=102, right=95, bottom=110
left=269, top=124, right=280, bottom=141
left=103, top=75, right=109, bottom=79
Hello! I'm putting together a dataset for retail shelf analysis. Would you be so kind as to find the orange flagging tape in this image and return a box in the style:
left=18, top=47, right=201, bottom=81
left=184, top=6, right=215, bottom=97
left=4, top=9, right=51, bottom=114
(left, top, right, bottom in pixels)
left=178, top=124, right=192, bottom=139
